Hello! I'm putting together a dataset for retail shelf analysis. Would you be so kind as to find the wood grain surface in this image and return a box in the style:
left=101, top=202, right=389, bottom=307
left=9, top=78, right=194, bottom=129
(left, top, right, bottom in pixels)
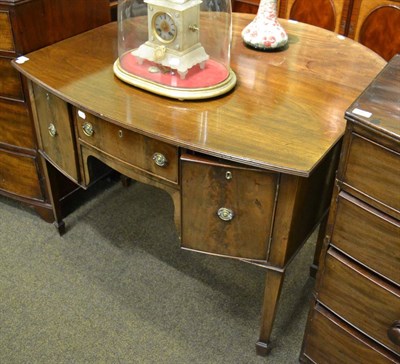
left=13, top=14, right=386, bottom=176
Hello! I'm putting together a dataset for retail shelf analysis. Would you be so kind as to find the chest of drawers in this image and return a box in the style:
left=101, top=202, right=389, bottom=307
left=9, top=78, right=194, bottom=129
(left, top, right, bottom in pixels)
left=300, top=55, right=400, bottom=363
left=0, top=0, right=110, bottom=226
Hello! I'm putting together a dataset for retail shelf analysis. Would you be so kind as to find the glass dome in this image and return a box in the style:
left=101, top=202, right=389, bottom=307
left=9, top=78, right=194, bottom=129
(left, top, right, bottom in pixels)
left=113, top=0, right=236, bottom=99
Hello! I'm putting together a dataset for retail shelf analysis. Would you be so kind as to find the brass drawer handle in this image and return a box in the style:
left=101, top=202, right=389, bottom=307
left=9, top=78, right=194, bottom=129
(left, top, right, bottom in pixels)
left=388, top=320, right=400, bottom=346
left=48, top=123, right=57, bottom=137
left=152, top=152, right=168, bottom=167
left=217, top=207, right=234, bottom=221
left=82, top=122, right=94, bottom=137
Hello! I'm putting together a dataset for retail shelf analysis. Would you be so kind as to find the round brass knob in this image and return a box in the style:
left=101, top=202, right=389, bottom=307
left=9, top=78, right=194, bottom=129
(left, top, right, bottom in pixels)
left=388, top=320, right=400, bottom=346
left=82, top=122, right=94, bottom=137
left=48, top=123, right=57, bottom=137
left=152, top=152, right=168, bottom=167
left=217, top=207, right=234, bottom=221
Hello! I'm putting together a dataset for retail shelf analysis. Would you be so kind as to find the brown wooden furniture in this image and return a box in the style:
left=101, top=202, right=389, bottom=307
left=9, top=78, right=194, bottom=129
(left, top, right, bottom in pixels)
left=12, top=14, right=385, bottom=355
left=232, top=0, right=400, bottom=61
left=0, top=0, right=110, bottom=227
left=110, top=0, right=118, bottom=21
left=300, top=55, right=400, bottom=363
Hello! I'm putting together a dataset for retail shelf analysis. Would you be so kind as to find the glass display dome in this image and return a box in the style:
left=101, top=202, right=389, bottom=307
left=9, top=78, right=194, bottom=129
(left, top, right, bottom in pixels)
left=113, top=0, right=236, bottom=99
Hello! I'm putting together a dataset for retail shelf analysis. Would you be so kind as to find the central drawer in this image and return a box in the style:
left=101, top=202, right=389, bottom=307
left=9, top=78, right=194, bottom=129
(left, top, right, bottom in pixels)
left=318, top=248, right=400, bottom=355
left=75, top=109, right=179, bottom=184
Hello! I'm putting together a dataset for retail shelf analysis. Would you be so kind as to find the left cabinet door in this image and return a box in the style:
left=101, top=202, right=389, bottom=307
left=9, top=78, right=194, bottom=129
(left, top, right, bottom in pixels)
left=31, top=83, right=79, bottom=183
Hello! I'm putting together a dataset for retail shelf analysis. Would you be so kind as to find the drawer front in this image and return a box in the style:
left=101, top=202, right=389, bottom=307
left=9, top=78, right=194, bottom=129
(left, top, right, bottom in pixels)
left=32, top=84, right=79, bottom=183
left=0, top=58, right=23, bottom=100
left=0, top=11, right=15, bottom=53
left=341, top=132, right=400, bottom=218
left=331, top=191, right=400, bottom=285
left=180, top=154, right=278, bottom=260
left=318, top=248, right=400, bottom=354
left=75, top=110, right=178, bottom=184
left=0, top=149, right=43, bottom=200
left=302, top=304, right=399, bottom=364
left=0, top=99, right=34, bottom=149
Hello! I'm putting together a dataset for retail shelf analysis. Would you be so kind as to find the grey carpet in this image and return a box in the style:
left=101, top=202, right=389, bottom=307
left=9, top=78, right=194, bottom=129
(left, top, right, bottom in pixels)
left=0, top=179, right=316, bottom=363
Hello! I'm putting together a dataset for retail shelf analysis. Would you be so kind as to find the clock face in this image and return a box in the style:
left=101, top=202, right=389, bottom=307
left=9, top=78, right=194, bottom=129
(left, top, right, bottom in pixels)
left=152, top=12, right=177, bottom=43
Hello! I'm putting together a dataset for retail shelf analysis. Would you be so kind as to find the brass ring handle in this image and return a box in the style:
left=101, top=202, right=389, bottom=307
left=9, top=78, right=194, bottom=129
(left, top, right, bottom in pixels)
left=388, top=320, right=400, bottom=346
left=48, top=123, right=57, bottom=137
left=152, top=152, right=168, bottom=167
left=217, top=207, right=234, bottom=221
left=82, top=122, right=94, bottom=137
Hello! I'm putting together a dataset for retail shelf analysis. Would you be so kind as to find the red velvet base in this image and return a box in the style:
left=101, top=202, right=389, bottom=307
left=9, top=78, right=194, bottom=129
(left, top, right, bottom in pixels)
left=120, top=51, right=229, bottom=88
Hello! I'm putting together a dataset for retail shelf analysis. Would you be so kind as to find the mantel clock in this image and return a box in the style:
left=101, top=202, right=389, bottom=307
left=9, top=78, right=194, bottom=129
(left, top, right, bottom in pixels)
left=113, top=0, right=236, bottom=99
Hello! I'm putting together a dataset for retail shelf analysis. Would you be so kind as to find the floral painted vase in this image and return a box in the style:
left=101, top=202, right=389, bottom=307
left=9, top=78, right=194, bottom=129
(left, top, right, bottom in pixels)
left=241, top=0, right=288, bottom=50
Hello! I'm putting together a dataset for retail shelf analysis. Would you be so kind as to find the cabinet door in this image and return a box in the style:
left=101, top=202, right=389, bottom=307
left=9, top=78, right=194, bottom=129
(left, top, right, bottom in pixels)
left=278, top=0, right=349, bottom=33
left=181, top=154, right=278, bottom=260
left=349, top=0, right=400, bottom=61
left=32, top=83, right=79, bottom=183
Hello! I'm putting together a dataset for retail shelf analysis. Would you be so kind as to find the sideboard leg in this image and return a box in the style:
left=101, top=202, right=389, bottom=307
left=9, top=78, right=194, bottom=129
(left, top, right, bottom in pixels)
left=40, top=158, right=66, bottom=236
left=256, top=268, right=286, bottom=356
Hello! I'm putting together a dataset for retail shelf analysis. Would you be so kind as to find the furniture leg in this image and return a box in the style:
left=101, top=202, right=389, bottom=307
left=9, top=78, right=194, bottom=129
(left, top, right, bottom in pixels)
left=256, top=268, right=286, bottom=356
left=309, top=214, right=328, bottom=278
left=40, top=158, right=66, bottom=235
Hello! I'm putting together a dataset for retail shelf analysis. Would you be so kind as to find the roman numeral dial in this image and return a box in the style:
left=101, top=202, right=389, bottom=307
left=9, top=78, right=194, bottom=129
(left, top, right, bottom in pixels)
left=153, top=12, right=177, bottom=43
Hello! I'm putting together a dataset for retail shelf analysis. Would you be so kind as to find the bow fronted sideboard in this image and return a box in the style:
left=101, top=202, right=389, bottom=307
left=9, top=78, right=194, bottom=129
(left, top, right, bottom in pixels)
left=12, top=14, right=386, bottom=355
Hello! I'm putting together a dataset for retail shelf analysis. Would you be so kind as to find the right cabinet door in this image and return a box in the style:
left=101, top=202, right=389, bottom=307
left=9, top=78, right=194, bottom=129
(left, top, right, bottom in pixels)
left=180, top=154, right=279, bottom=261
left=348, top=0, right=400, bottom=61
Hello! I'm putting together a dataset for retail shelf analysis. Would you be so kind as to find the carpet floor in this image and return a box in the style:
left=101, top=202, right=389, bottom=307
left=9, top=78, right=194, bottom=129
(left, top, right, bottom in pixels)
left=0, top=179, right=316, bottom=363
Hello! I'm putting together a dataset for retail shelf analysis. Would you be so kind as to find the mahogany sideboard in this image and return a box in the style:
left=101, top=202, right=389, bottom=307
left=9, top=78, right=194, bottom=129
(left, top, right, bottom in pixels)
left=0, top=0, right=110, bottom=225
left=12, top=14, right=386, bottom=355
left=232, top=0, right=400, bottom=62
left=300, top=55, right=400, bottom=363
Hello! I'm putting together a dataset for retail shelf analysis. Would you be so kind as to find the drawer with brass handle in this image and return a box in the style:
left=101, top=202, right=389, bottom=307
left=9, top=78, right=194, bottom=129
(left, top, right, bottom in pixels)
left=75, top=109, right=179, bottom=184
left=32, top=83, right=79, bottom=183
left=317, top=248, right=400, bottom=355
left=181, top=153, right=278, bottom=260
left=302, top=303, right=400, bottom=364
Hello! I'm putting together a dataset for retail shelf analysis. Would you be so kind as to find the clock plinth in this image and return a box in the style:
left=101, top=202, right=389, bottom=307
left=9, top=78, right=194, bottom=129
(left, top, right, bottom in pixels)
left=132, top=42, right=209, bottom=79
left=113, top=53, right=237, bottom=100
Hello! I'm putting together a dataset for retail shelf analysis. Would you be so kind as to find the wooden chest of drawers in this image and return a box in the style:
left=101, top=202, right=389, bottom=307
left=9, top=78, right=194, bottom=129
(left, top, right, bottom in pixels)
left=0, top=0, right=110, bottom=224
left=300, top=55, right=400, bottom=363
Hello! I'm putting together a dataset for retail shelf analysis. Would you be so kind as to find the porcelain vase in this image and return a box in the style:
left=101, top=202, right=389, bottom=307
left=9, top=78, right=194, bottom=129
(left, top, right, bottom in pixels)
left=241, top=0, right=288, bottom=50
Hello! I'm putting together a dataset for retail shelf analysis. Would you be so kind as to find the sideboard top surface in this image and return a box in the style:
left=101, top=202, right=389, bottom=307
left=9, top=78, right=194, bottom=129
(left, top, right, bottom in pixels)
left=13, top=14, right=386, bottom=176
